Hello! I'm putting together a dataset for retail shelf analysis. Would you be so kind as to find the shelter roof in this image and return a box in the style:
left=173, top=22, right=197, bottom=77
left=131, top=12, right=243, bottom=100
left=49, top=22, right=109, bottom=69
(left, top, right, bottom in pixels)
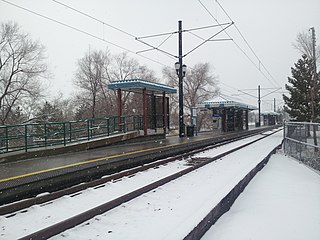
left=198, top=94, right=257, bottom=110
left=261, top=111, right=280, bottom=116
left=107, top=79, right=177, bottom=94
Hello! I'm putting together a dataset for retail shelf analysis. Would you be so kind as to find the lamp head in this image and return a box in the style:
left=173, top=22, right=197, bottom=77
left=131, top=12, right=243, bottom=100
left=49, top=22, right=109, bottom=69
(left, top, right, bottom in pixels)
left=182, top=64, right=187, bottom=77
left=174, top=62, right=180, bottom=75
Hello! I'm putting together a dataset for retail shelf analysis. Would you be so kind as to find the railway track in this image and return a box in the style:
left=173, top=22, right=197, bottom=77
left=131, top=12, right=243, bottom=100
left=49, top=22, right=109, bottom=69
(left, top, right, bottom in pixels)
left=0, top=128, right=282, bottom=240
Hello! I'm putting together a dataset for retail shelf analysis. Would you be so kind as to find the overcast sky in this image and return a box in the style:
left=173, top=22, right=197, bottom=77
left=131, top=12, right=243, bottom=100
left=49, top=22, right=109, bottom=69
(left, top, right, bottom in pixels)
left=0, top=0, right=319, bottom=111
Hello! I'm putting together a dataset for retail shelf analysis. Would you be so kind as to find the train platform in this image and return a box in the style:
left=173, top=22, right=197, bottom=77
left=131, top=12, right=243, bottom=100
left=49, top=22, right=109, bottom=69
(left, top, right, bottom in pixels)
left=0, top=126, right=277, bottom=205
left=0, top=128, right=246, bottom=204
left=0, top=130, right=215, bottom=180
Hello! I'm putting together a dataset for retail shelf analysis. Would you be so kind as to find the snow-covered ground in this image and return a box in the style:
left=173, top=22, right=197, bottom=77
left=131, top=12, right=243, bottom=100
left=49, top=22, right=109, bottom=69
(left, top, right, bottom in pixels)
left=47, top=131, right=283, bottom=239
left=0, top=134, right=268, bottom=240
left=202, top=152, right=320, bottom=240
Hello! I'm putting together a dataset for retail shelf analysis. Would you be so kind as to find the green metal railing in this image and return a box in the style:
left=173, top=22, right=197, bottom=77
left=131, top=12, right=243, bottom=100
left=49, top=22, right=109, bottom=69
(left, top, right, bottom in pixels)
left=0, top=115, right=143, bottom=154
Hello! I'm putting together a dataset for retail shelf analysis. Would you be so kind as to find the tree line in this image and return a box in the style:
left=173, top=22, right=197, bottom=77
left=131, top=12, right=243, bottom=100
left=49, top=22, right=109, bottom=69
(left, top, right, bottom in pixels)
left=2, top=20, right=318, bottom=131
left=0, top=22, right=219, bottom=130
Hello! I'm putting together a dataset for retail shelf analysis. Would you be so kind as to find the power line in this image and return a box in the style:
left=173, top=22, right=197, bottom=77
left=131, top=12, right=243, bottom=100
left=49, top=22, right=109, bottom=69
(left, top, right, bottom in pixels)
left=50, top=0, right=210, bottom=71
left=184, top=22, right=233, bottom=57
left=215, top=0, right=280, bottom=87
left=198, top=0, right=279, bottom=88
left=0, top=0, right=170, bottom=68
left=51, top=0, right=136, bottom=38
left=51, top=0, right=179, bottom=63
left=136, top=21, right=232, bottom=61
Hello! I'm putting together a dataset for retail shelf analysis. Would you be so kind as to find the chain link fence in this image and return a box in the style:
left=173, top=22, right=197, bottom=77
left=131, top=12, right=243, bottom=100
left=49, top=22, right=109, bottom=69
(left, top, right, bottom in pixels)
left=283, top=121, right=320, bottom=171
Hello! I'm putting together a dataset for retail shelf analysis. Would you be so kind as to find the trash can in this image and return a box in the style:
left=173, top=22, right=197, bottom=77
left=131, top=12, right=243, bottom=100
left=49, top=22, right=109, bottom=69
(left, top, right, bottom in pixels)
left=186, top=125, right=195, bottom=137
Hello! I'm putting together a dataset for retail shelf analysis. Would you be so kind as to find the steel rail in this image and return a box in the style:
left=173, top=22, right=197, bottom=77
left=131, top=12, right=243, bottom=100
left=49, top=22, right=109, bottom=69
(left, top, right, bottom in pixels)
left=17, top=128, right=281, bottom=240
left=0, top=126, right=277, bottom=214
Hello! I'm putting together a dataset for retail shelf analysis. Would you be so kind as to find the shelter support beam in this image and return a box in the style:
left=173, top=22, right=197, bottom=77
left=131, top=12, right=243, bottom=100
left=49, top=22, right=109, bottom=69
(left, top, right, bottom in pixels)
left=117, top=89, right=122, bottom=131
left=143, top=88, right=147, bottom=136
left=117, top=89, right=122, bottom=116
left=245, top=110, right=249, bottom=130
left=163, top=92, right=167, bottom=134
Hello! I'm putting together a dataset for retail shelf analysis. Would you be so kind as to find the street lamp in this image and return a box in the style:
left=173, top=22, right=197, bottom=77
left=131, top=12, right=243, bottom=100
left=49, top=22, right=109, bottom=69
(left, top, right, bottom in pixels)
left=175, top=62, right=187, bottom=76
left=175, top=62, right=187, bottom=137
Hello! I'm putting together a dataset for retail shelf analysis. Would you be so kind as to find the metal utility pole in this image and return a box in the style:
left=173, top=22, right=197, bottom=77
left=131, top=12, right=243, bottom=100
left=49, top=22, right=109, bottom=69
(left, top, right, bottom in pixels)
left=238, top=86, right=281, bottom=127
left=310, top=27, right=318, bottom=120
left=136, top=20, right=232, bottom=137
left=274, top=98, right=276, bottom=112
left=258, top=85, right=261, bottom=127
left=178, top=20, right=185, bottom=137
left=310, top=27, right=316, bottom=122
left=310, top=27, right=318, bottom=148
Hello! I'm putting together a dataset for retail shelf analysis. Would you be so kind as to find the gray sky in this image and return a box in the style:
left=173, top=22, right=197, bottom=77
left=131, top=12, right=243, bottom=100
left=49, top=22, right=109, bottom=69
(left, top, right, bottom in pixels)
left=0, top=0, right=319, bottom=111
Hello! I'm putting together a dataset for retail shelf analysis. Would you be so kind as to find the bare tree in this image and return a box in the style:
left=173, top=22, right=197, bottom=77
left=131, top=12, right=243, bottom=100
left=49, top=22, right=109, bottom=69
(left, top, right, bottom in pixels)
left=74, top=48, right=111, bottom=118
left=74, top=49, right=157, bottom=118
left=108, top=52, right=157, bottom=114
left=293, top=30, right=320, bottom=63
left=0, top=22, right=48, bottom=125
left=162, top=62, right=220, bottom=129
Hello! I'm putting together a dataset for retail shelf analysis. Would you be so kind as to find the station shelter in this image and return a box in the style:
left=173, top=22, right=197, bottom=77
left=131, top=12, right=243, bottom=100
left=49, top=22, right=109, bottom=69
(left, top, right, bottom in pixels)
left=198, top=95, right=257, bottom=132
left=108, top=79, right=177, bottom=136
left=261, top=111, right=279, bottom=126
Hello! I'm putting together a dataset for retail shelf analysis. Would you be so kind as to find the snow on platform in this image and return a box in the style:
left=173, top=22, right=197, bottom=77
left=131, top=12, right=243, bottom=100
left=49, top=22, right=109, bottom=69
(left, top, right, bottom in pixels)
left=50, top=132, right=283, bottom=240
left=202, top=152, right=320, bottom=240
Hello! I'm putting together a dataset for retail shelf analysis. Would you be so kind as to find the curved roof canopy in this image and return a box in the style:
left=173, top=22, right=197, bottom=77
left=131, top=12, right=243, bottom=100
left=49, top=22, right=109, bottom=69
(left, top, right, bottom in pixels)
left=198, top=95, right=257, bottom=110
left=107, top=79, right=177, bottom=94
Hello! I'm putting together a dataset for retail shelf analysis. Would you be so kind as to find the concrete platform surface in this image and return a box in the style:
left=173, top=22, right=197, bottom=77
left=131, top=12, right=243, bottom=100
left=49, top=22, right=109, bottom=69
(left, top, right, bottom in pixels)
left=0, top=131, right=216, bottom=181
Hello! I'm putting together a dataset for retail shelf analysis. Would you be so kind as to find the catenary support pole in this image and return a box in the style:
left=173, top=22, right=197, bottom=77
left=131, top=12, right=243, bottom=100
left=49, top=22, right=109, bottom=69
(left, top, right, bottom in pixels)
left=258, top=85, right=261, bottom=127
left=178, top=20, right=185, bottom=137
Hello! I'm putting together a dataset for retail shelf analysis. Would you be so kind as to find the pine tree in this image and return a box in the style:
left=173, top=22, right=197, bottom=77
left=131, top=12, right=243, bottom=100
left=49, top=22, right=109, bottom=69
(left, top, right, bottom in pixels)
left=283, top=54, right=320, bottom=121
left=35, top=101, right=64, bottom=123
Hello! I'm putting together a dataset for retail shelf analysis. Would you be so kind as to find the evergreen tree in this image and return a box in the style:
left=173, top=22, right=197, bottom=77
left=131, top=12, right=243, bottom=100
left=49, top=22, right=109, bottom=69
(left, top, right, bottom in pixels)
left=283, top=54, right=320, bottom=121
left=35, top=101, right=64, bottom=123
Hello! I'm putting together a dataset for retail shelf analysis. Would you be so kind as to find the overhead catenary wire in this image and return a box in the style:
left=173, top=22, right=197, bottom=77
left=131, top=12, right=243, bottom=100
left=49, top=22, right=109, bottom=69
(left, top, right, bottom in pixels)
left=135, top=22, right=232, bottom=40
left=188, top=30, right=232, bottom=42
left=184, top=22, right=234, bottom=57
left=41, top=0, right=206, bottom=70
left=51, top=0, right=180, bottom=62
left=198, top=0, right=280, bottom=88
left=215, top=0, right=280, bottom=87
left=0, top=0, right=171, bottom=68
left=51, top=0, right=136, bottom=38
left=51, top=0, right=186, bottom=64
left=136, top=21, right=233, bottom=61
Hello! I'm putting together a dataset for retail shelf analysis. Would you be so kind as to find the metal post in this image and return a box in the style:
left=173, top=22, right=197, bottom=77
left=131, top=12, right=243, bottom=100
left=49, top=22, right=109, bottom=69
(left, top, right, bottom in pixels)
left=258, top=85, right=261, bottom=127
left=245, top=109, right=249, bottom=130
left=167, top=97, right=170, bottom=131
left=5, top=126, right=8, bottom=152
left=152, top=93, right=157, bottom=132
left=143, top=88, right=147, bottom=136
left=24, top=124, right=28, bottom=152
left=178, top=20, right=185, bottom=137
left=310, top=27, right=318, bottom=149
left=117, top=88, right=122, bottom=132
left=44, top=123, right=47, bottom=147
left=87, top=120, right=90, bottom=140
left=283, top=120, right=286, bottom=152
left=163, top=92, right=167, bottom=134
left=69, top=122, right=72, bottom=143
left=107, top=118, right=110, bottom=136
left=63, top=122, right=66, bottom=146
